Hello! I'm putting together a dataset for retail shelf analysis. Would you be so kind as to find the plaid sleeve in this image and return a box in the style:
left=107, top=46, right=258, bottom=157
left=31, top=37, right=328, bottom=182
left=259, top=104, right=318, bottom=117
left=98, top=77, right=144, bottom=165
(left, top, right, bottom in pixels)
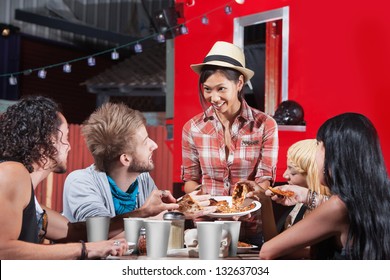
left=181, top=120, right=201, bottom=182
left=255, top=116, right=279, bottom=183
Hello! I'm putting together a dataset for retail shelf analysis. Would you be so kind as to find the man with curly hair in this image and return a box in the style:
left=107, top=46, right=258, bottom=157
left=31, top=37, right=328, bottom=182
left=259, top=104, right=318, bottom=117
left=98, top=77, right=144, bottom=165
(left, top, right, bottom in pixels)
left=0, top=96, right=176, bottom=259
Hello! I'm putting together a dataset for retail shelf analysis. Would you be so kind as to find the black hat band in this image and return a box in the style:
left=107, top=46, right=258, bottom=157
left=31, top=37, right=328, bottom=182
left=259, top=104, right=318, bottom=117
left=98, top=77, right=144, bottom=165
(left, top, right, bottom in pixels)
left=203, top=55, right=243, bottom=67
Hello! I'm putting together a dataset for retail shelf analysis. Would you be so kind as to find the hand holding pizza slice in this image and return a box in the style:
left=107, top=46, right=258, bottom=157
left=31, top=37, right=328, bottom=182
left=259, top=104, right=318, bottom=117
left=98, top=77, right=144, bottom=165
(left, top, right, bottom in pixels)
left=265, top=184, right=309, bottom=206
left=267, top=186, right=295, bottom=197
left=178, top=193, right=208, bottom=213
left=177, top=193, right=217, bottom=218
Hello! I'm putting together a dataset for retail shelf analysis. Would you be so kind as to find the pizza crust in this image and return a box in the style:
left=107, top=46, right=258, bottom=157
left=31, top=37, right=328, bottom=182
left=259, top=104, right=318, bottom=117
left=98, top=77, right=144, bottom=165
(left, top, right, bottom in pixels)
left=177, top=194, right=203, bottom=213
left=268, top=186, right=294, bottom=197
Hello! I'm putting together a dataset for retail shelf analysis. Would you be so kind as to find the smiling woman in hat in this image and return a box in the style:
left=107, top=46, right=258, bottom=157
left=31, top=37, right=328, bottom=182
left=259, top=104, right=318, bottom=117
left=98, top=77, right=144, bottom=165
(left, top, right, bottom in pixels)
left=181, top=41, right=279, bottom=246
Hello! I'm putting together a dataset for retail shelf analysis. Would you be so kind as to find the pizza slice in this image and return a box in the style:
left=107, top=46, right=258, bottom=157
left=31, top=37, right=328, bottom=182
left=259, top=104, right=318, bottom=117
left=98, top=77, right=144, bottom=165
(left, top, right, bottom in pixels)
left=177, top=194, right=203, bottom=213
left=232, top=182, right=250, bottom=208
left=209, top=198, right=231, bottom=213
left=268, top=186, right=295, bottom=197
left=233, top=202, right=256, bottom=213
left=237, top=241, right=252, bottom=248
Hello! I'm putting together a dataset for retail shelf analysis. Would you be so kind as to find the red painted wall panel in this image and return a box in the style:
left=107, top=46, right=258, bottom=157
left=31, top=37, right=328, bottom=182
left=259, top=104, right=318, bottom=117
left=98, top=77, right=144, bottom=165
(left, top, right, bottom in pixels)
left=172, top=0, right=390, bottom=184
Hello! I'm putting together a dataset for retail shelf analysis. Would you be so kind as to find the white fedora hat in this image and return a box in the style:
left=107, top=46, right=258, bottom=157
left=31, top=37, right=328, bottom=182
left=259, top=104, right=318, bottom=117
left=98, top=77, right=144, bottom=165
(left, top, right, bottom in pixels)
left=190, top=41, right=254, bottom=82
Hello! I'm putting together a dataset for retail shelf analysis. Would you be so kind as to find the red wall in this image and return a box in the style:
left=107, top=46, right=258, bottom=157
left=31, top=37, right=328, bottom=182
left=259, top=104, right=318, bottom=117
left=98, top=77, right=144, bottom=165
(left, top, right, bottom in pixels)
left=172, top=0, right=390, bottom=183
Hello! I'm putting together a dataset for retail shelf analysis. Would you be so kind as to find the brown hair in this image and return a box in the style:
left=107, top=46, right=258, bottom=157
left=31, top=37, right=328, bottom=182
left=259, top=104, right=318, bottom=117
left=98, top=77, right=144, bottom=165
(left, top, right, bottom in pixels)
left=82, top=102, right=146, bottom=172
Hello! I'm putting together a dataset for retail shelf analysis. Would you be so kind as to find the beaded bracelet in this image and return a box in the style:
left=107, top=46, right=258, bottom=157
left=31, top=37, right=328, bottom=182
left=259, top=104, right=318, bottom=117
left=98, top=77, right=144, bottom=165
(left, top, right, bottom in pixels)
left=321, top=194, right=330, bottom=203
left=305, top=190, right=331, bottom=210
left=79, top=240, right=88, bottom=260
left=305, top=189, right=318, bottom=210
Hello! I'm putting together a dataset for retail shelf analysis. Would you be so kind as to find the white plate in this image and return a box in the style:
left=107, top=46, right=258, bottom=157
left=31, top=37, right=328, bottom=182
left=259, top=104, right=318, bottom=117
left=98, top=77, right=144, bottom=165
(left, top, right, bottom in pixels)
left=237, top=245, right=258, bottom=253
left=206, top=196, right=261, bottom=218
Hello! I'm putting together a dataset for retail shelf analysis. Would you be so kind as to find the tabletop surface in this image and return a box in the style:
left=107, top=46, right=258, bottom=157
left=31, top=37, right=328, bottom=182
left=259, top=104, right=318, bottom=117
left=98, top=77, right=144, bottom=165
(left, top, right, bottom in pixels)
left=107, top=248, right=260, bottom=260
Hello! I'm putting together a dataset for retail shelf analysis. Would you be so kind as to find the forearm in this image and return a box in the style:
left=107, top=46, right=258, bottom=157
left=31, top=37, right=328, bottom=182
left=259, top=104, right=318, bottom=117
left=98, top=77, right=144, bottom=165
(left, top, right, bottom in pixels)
left=257, top=179, right=271, bottom=189
left=0, top=240, right=83, bottom=260
left=54, top=221, right=88, bottom=242
left=259, top=197, right=278, bottom=242
left=304, top=189, right=331, bottom=210
left=260, top=196, right=344, bottom=260
left=277, top=247, right=310, bottom=260
left=184, top=180, right=201, bottom=193
left=43, top=206, right=87, bottom=243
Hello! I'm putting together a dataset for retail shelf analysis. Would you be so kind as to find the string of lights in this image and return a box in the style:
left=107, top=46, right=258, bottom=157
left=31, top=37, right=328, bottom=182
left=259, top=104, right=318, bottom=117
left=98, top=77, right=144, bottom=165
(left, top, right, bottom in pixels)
left=1, top=0, right=244, bottom=85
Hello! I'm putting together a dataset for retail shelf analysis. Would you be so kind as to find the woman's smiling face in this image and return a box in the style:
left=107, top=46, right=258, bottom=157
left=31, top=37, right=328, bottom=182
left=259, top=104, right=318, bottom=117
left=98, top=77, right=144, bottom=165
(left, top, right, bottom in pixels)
left=202, top=71, right=244, bottom=116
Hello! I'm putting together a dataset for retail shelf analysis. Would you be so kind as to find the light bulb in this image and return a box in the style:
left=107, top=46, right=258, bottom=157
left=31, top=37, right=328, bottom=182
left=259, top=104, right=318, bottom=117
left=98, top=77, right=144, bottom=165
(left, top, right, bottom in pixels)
left=63, top=63, right=72, bottom=73
left=235, top=0, right=245, bottom=4
left=38, top=69, right=47, bottom=79
left=9, top=75, right=17, bottom=85
left=87, top=57, right=96, bottom=66
left=180, top=24, right=189, bottom=35
left=225, top=5, right=232, bottom=15
left=156, top=34, right=165, bottom=43
left=134, top=43, right=143, bottom=53
left=111, top=50, right=119, bottom=60
left=201, top=15, right=209, bottom=25
left=2, top=28, right=10, bottom=37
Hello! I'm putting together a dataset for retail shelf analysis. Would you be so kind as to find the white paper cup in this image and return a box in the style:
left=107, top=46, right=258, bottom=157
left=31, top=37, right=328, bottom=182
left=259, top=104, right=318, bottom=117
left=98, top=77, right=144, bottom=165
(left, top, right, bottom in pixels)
left=216, top=221, right=241, bottom=256
left=196, top=221, right=223, bottom=260
left=144, top=220, right=171, bottom=259
left=123, top=218, right=145, bottom=252
left=86, top=216, right=110, bottom=242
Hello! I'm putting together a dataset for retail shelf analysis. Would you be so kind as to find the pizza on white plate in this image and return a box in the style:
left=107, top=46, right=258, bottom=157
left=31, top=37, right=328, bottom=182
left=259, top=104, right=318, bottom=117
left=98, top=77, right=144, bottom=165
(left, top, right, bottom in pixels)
left=208, top=182, right=255, bottom=213
left=178, top=182, right=256, bottom=214
left=177, top=194, right=203, bottom=213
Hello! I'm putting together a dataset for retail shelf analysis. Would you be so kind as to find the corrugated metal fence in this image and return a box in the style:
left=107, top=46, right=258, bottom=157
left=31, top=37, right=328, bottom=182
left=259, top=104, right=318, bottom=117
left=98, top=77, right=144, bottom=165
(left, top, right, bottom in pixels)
left=35, top=124, right=173, bottom=212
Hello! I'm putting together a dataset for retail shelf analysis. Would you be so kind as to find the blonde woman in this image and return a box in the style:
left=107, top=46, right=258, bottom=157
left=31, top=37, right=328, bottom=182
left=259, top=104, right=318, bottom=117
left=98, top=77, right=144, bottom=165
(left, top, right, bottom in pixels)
left=276, top=139, right=330, bottom=232
left=244, top=139, right=330, bottom=258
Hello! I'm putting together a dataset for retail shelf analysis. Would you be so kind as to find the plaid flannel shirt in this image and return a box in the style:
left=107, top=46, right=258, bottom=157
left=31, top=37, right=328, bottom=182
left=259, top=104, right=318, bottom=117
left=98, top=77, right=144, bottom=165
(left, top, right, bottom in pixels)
left=181, top=100, right=278, bottom=196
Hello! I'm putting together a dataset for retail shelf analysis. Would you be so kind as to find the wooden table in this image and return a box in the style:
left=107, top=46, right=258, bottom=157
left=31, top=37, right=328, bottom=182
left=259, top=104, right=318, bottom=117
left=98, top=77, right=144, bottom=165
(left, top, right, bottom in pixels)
left=108, top=248, right=260, bottom=260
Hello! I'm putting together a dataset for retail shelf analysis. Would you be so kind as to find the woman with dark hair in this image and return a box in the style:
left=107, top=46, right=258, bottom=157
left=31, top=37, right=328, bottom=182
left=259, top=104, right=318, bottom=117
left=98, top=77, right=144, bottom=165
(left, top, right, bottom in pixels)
left=181, top=41, right=278, bottom=246
left=259, top=112, right=390, bottom=259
